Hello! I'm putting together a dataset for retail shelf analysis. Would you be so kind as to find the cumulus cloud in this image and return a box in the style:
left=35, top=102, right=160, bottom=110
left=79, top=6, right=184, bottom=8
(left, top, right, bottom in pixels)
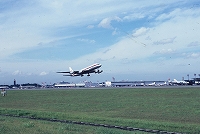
left=132, top=27, right=150, bottom=37
left=186, top=53, right=200, bottom=59
left=98, top=16, right=122, bottom=29
left=40, top=71, right=48, bottom=76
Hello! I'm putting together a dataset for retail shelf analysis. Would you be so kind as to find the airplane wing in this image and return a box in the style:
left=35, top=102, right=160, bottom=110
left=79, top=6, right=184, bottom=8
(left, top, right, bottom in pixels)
left=56, top=71, right=79, bottom=73
left=57, top=71, right=70, bottom=73
left=63, top=74, right=81, bottom=76
left=63, top=74, right=73, bottom=76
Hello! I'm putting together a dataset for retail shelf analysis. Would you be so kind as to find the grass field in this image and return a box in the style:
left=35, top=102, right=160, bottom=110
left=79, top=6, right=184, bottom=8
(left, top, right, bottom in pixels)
left=0, top=87, right=200, bottom=133
left=1, top=116, right=142, bottom=134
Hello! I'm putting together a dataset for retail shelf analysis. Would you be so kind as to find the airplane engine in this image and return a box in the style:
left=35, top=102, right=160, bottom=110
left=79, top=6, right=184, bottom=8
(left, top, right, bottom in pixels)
left=95, top=70, right=103, bottom=74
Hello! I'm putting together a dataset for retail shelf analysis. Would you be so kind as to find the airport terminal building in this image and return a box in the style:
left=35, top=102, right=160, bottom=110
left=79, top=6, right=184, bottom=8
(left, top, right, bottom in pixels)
left=99, top=81, right=167, bottom=87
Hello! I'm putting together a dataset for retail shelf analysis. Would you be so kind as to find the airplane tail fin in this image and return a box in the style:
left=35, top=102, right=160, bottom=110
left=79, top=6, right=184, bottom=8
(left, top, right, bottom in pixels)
left=69, top=67, right=73, bottom=74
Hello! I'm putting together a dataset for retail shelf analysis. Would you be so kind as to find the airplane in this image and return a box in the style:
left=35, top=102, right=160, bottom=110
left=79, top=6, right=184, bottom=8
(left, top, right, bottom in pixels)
left=0, top=86, right=9, bottom=89
left=157, top=81, right=167, bottom=86
left=148, top=82, right=156, bottom=86
left=57, top=63, right=103, bottom=77
left=169, top=79, right=188, bottom=85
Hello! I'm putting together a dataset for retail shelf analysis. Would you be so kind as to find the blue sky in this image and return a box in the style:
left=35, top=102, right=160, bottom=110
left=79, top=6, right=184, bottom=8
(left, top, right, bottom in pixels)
left=0, top=0, right=200, bottom=84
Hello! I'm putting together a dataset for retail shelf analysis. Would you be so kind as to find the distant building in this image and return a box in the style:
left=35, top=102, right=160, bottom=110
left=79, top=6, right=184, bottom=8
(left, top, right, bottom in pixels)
left=19, top=83, right=42, bottom=89
left=54, top=81, right=85, bottom=88
left=99, top=80, right=167, bottom=87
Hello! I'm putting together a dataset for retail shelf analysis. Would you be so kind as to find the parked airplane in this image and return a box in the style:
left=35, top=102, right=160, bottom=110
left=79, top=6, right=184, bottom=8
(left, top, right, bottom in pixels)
left=170, top=79, right=188, bottom=85
left=0, top=86, right=9, bottom=89
left=148, top=82, right=156, bottom=86
left=157, top=81, right=167, bottom=86
left=57, top=63, right=103, bottom=77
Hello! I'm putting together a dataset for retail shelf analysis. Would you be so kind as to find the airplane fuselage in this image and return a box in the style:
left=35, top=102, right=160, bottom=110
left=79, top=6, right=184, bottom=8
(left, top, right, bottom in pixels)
left=80, top=63, right=101, bottom=72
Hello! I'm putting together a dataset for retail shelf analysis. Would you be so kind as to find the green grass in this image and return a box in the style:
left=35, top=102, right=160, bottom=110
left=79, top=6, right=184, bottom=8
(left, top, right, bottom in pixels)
left=1, top=87, right=200, bottom=133
left=0, top=116, right=141, bottom=134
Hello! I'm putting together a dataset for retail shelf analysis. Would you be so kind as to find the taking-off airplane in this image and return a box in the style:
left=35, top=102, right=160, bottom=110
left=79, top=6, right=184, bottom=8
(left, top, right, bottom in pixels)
left=57, top=63, right=103, bottom=77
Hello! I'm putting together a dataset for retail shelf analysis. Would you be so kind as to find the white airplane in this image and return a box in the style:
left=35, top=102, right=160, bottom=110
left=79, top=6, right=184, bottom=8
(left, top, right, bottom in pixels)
left=158, top=81, right=167, bottom=86
left=57, top=63, right=103, bottom=77
left=0, top=86, right=9, bottom=89
left=170, top=79, right=188, bottom=85
left=148, top=82, right=156, bottom=86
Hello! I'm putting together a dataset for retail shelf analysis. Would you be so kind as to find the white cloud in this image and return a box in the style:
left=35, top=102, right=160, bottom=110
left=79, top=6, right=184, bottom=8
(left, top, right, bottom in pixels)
left=186, top=53, right=200, bottom=59
left=77, top=38, right=96, bottom=44
left=40, top=71, right=48, bottom=76
left=98, top=16, right=122, bottom=29
left=26, top=72, right=33, bottom=76
left=87, top=25, right=94, bottom=29
left=153, top=37, right=176, bottom=45
left=123, top=13, right=145, bottom=20
left=98, top=18, right=113, bottom=29
left=154, top=48, right=176, bottom=55
left=156, top=8, right=181, bottom=21
left=187, top=41, right=200, bottom=47
left=12, top=70, right=22, bottom=75
left=112, top=28, right=120, bottom=35
left=132, top=27, right=150, bottom=37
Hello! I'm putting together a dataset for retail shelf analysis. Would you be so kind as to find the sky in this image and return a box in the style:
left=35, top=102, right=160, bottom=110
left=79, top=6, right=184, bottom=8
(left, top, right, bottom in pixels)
left=0, top=0, right=200, bottom=84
